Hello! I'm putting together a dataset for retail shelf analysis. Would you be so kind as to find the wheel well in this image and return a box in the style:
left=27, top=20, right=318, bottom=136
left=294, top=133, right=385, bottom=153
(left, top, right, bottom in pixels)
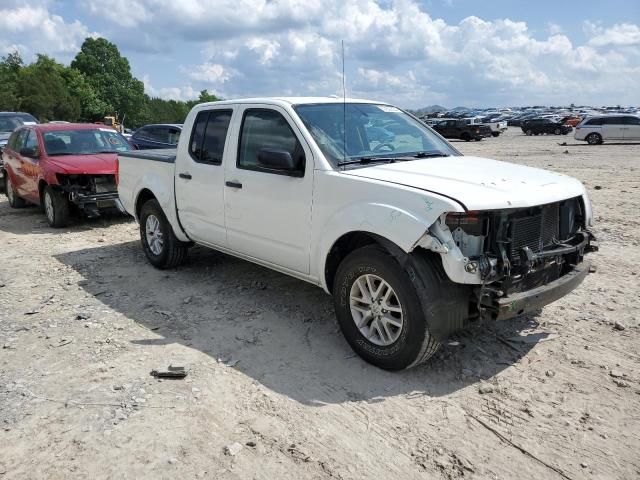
left=324, top=231, right=392, bottom=293
left=135, top=189, right=157, bottom=219
left=38, top=180, right=48, bottom=203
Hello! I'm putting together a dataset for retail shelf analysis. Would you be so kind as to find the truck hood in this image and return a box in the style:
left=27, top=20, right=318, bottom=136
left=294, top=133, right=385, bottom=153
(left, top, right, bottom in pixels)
left=342, top=156, right=586, bottom=211
left=46, top=153, right=118, bottom=175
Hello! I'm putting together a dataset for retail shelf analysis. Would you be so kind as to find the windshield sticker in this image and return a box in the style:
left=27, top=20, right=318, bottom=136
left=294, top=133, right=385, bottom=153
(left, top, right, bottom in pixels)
left=108, top=137, right=120, bottom=145
left=377, top=105, right=401, bottom=113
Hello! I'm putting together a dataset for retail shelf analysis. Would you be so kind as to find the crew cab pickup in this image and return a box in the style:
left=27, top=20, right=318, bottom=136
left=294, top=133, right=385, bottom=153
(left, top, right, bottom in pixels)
left=117, top=97, right=596, bottom=371
left=3, top=123, right=131, bottom=227
left=430, top=118, right=492, bottom=141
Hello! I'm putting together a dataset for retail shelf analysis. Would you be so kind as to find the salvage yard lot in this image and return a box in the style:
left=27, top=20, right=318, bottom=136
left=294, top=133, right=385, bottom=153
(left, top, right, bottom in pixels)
left=1, top=129, right=639, bottom=479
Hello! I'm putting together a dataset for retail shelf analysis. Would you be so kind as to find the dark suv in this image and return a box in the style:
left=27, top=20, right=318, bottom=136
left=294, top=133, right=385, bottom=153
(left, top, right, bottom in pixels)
left=521, top=118, right=572, bottom=136
left=431, top=119, right=492, bottom=141
left=129, top=124, right=182, bottom=149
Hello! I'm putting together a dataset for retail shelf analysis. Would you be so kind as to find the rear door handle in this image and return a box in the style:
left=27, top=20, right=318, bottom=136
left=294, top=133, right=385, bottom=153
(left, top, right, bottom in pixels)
left=178, top=173, right=192, bottom=180
left=225, top=181, right=242, bottom=189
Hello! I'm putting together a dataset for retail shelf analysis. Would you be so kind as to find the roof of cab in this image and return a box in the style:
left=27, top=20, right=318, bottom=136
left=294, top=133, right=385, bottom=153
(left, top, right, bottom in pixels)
left=195, top=96, right=391, bottom=109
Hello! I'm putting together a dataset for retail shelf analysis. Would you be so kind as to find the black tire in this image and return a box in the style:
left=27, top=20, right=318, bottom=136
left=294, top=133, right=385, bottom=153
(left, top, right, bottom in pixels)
left=139, top=199, right=189, bottom=269
left=43, top=186, right=69, bottom=227
left=5, top=174, right=27, bottom=208
left=586, top=133, right=602, bottom=145
left=526, top=129, right=533, bottom=136
left=333, top=245, right=467, bottom=370
left=554, top=128, right=561, bottom=135
left=461, top=133, right=471, bottom=142
left=491, top=132, right=500, bottom=137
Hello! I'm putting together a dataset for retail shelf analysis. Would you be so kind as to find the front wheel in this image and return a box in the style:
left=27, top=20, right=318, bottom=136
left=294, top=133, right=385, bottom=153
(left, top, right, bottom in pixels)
left=139, top=199, right=189, bottom=269
left=554, top=128, right=561, bottom=135
left=333, top=245, right=466, bottom=370
left=461, top=133, right=471, bottom=141
left=491, top=132, right=500, bottom=137
left=43, top=186, right=70, bottom=227
left=525, top=129, right=533, bottom=136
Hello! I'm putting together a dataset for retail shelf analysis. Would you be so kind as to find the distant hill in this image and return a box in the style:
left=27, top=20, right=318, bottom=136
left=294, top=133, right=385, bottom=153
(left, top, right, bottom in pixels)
left=411, top=104, right=448, bottom=115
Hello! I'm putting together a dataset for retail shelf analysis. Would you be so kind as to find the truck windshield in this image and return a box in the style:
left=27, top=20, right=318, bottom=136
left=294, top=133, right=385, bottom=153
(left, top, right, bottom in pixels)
left=43, top=129, right=131, bottom=156
left=294, top=103, right=457, bottom=168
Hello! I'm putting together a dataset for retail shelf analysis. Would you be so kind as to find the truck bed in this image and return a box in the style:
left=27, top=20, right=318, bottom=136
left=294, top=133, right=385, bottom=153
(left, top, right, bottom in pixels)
left=118, top=149, right=177, bottom=163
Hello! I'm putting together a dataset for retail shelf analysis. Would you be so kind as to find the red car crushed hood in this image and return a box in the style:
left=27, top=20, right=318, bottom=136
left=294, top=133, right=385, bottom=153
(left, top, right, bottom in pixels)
left=46, top=153, right=118, bottom=175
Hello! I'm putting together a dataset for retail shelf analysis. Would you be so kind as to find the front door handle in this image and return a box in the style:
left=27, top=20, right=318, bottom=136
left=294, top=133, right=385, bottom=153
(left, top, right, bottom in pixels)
left=178, top=173, right=192, bottom=180
left=225, top=181, right=242, bottom=189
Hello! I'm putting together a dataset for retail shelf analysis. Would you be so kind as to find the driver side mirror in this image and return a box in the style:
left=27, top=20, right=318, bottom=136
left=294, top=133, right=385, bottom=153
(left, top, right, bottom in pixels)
left=20, top=147, right=39, bottom=158
left=257, top=148, right=303, bottom=176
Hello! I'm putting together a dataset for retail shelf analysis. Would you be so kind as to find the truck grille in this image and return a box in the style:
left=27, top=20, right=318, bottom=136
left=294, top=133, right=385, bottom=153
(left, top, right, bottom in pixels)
left=509, top=203, right=560, bottom=262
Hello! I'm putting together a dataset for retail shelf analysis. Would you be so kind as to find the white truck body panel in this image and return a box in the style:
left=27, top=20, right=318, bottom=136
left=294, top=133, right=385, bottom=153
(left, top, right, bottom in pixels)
left=118, top=97, right=593, bottom=294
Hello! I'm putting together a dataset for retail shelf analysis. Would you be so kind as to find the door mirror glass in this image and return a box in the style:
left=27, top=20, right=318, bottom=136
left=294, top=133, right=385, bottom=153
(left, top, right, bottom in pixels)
left=257, top=148, right=297, bottom=172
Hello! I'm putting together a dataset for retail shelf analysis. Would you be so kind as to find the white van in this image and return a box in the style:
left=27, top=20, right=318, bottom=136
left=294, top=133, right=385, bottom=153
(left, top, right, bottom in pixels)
left=574, top=115, right=640, bottom=144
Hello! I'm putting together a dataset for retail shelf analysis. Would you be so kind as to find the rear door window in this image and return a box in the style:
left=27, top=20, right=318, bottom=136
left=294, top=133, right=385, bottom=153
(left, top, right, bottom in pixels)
left=189, top=110, right=232, bottom=165
left=585, top=118, right=604, bottom=126
left=603, top=117, right=625, bottom=125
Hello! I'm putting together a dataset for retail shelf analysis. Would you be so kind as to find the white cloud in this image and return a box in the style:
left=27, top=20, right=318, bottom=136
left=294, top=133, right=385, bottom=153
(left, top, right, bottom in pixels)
left=3, top=0, right=639, bottom=107
left=588, top=23, right=640, bottom=47
left=0, top=5, right=96, bottom=59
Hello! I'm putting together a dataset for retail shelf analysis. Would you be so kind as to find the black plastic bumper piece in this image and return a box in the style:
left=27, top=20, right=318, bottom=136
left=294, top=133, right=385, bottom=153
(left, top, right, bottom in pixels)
left=494, top=260, right=591, bottom=320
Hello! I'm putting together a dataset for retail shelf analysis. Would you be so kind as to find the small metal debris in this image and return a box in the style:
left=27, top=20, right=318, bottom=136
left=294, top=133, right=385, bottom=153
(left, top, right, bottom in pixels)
left=614, top=321, right=626, bottom=331
left=150, top=365, right=187, bottom=379
left=609, top=370, right=624, bottom=378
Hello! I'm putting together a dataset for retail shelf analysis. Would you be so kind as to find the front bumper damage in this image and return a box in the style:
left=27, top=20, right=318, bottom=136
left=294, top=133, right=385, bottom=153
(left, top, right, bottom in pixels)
left=56, top=174, right=124, bottom=217
left=494, top=260, right=590, bottom=320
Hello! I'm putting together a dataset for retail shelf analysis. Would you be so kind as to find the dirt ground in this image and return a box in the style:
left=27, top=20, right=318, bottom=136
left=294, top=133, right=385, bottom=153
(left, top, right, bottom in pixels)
left=1, top=128, right=639, bottom=480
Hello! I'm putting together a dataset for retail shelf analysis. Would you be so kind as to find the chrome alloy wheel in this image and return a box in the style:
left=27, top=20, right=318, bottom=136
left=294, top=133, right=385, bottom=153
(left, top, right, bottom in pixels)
left=349, top=274, right=404, bottom=346
left=145, top=214, right=164, bottom=255
left=44, top=190, right=54, bottom=222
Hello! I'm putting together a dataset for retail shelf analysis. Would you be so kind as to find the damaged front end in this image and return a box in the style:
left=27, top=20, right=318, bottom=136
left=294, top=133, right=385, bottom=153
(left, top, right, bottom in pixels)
left=419, top=196, right=597, bottom=320
left=55, top=174, right=124, bottom=217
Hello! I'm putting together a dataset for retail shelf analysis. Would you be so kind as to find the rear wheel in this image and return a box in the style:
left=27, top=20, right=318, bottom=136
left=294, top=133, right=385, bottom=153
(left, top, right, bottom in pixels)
left=461, top=133, right=471, bottom=141
left=333, top=245, right=466, bottom=370
left=526, top=129, right=533, bottom=136
left=586, top=133, right=602, bottom=145
left=5, top=174, right=27, bottom=208
left=43, top=186, right=69, bottom=228
left=491, top=132, right=500, bottom=137
left=139, top=199, right=189, bottom=269
left=554, top=128, right=561, bottom=135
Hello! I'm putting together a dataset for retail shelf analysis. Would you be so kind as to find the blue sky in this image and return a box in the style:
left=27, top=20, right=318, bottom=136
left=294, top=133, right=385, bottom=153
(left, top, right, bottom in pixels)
left=1, top=0, right=639, bottom=107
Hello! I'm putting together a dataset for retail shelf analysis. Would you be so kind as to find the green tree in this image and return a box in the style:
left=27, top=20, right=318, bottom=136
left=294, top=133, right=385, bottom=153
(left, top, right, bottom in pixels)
left=17, top=55, right=79, bottom=122
left=71, top=37, right=147, bottom=126
left=0, top=51, right=24, bottom=111
left=61, top=68, right=109, bottom=121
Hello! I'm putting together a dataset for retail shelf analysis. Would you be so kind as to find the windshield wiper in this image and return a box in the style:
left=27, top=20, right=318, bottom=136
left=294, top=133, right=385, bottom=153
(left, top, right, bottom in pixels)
left=336, top=157, right=405, bottom=167
left=411, top=151, right=450, bottom=158
left=48, top=152, right=77, bottom=156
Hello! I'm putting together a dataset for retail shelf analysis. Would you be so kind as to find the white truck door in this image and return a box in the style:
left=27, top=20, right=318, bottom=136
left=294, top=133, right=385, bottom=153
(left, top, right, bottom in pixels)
left=223, top=105, right=313, bottom=274
left=174, top=107, right=234, bottom=247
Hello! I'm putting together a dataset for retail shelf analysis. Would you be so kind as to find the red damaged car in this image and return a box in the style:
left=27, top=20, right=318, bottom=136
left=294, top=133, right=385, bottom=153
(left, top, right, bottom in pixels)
left=2, top=123, right=131, bottom=227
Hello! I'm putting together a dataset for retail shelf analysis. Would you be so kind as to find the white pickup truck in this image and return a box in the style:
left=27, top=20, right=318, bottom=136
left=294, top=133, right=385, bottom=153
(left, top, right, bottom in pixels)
left=117, top=97, right=596, bottom=370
